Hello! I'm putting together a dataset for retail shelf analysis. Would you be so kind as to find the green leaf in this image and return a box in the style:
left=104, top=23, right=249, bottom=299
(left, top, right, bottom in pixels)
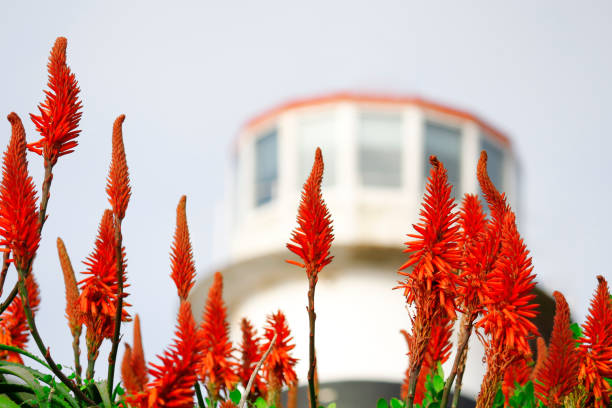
left=0, top=344, right=51, bottom=370
left=0, top=394, right=21, bottom=408
left=390, top=397, right=405, bottom=408
left=426, top=402, right=439, bottom=408
left=492, top=387, right=505, bottom=408
left=95, top=381, right=113, bottom=408
left=570, top=322, right=583, bottom=341
left=0, top=364, right=49, bottom=408
left=255, top=397, right=269, bottom=408
left=327, top=403, right=337, bottom=408
left=230, top=388, right=242, bottom=405
left=432, top=375, right=444, bottom=394
left=377, top=398, right=389, bottom=408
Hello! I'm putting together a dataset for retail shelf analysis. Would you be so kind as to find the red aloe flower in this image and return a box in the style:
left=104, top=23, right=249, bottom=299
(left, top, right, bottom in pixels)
left=57, top=237, right=81, bottom=338
left=129, top=301, right=203, bottom=408
left=199, top=272, right=237, bottom=397
left=170, top=196, right=196, bottom=301
left=122, top=314, right=148, bottom=396
left=459, top=152, right=509, bottom=322
left=0, top=113, right=40, bottom=270
left=476, top=212, right=539, bottom=408
left=478, top=211, right=538, bottom=357
left=262, top=310, right=298, bottom=390
left=286, top=147, right=334, bottom=281
left=398, top=155, right=461, bottom=320
left=106, top=115, right=131, bottom=221
left=0, top=273, right=39, bottom=363
left=396, top=156, right=460, bottom=403
left=78, top=210, right=130, bottom=358
left=29, top=37, right=82, bottom=165
left=477, top=151, right=509, bottom=224
left=578, top=275, right=612, bottom=408
left=534, top=291, right=580, bottom=407
left=238, top=318, right=265, bottom=396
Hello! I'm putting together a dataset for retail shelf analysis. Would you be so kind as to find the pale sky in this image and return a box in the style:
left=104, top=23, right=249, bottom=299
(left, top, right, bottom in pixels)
left=1, top=0, right=611, bottom=381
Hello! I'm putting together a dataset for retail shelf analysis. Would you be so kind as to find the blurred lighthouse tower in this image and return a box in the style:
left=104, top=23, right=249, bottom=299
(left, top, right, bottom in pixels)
left=190, top=92, right=517, bottom=406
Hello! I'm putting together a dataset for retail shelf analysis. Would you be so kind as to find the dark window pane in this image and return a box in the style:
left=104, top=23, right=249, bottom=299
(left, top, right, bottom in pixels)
left=254, top=129, right=278, bottom=206
left=424, top=121, right=461, bottom=195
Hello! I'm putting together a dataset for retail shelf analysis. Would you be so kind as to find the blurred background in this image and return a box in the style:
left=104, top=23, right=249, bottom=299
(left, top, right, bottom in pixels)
left=1, top=1, right=611, bottom=406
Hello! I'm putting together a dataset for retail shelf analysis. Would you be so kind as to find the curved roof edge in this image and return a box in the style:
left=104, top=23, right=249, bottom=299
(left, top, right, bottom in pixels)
left=240, top=91, right=510, bottom=147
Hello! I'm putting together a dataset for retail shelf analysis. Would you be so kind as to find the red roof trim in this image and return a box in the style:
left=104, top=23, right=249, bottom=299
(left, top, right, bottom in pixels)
left=240, top=91, right=510, bottom=147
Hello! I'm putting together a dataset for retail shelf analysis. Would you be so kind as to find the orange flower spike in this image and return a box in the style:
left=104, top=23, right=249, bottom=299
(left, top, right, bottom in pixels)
left=533, top=291, right=579, bottom=407
left=106, top=115, right=131, bottom=221
left=170, top=196, right=196, bottom=301
left=456, top=194, right=487, bottom=312
left=29, top=37, right=82, bottom=164
left=399, top=155, right=461, bottom=319
left=239, top=318, right=264, bottom=393
left=57, top=237, right=81, bottom=336
left=530, top=336, right=548, bottom=382
left=122, top=314, right=148, bottom=396
left=262, top=311, right=298, bottom=388
left=0, top=113, right=40, bottom=270
left=286, top=147, right=334, bottom=280
left=477, top=150, right=509, bottom=223
left=122, top=344, right=137, bottom=395
left=199, top=272, right=238, bottom=396
left=131, top=315, right=148, bottom=391
left=141, top=301, right=204, bottom=408
left=578, top=275, right=612, bottom=408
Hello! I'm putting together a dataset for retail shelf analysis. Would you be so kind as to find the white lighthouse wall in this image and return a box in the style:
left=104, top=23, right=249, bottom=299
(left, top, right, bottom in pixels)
left=226, top=265, right=487, bottom=398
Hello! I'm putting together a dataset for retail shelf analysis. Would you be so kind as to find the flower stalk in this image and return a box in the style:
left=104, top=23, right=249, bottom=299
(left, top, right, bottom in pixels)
left=16, top=265, right=95, bottom=405
left=106, top=114, right=131, bottom=395
left=287, top=147, right=333, bottom=408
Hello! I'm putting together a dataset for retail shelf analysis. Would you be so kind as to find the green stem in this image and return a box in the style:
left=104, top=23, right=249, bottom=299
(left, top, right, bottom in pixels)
left=72, top=327, right=82, bottom=385
left=194, top=381, right=205, bottom=408
left=0, top=284, right=19, bottom=315
left=0, top=251, right=10, bottom=297
left=15, top=266, right=96, bottom=405
left=38, top=161, right=53, bottom=233
left=107, top=217, right=124, bottom=396
left=405, top=365, right=420, bottom=408
left=307, top=275, right=318, bottom=408
left=439, top=315, right=473, bottom=408
left=86, top=348, right=97, bottom=382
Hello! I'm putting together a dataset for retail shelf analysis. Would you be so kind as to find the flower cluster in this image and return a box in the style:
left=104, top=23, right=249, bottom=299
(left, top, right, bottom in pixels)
left=1, top=35, right=611, bottom=408
left=29, top=37, right=82, bottom=164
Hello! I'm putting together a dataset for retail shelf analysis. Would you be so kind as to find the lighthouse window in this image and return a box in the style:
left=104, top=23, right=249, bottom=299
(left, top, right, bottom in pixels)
left=254, top=128, right=278, bottom=206
left=298, top=112, right=336, bottom=187
left=424, top=121, right=461, bottom=195
left=358, top=112, right=403, bottom=187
